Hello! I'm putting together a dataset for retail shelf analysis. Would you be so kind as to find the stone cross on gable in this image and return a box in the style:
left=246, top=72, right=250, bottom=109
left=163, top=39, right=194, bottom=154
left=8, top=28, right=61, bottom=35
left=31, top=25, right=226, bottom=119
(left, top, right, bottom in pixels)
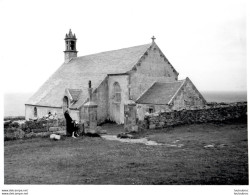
left=151, top=36, right=156, bottom=42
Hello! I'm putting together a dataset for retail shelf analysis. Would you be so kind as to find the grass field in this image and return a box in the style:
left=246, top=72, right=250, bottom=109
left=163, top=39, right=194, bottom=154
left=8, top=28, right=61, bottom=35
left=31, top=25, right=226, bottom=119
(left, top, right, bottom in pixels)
left=4, top=123, right=248, bottom=185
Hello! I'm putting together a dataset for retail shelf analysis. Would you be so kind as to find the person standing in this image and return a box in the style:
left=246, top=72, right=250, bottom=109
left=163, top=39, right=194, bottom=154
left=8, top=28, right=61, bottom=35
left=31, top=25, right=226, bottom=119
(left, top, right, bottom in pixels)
left=64, top=109, right=76, bottom=138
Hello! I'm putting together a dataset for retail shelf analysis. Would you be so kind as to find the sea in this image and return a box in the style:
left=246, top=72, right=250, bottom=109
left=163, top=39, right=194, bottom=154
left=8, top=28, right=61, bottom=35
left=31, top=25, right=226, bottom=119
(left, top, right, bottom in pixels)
left=3, top=91, right=247, bottom=117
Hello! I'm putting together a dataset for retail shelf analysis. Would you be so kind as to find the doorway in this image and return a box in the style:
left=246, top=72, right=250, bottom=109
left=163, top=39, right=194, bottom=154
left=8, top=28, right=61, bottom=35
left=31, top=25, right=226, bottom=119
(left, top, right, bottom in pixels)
left=62, top=96, right=69, bottom=113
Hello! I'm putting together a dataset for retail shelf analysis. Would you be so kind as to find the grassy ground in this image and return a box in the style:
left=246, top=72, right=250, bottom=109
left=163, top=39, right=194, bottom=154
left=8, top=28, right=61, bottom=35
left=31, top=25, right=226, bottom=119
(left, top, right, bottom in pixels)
left=4, top=122, right=248, bottom=185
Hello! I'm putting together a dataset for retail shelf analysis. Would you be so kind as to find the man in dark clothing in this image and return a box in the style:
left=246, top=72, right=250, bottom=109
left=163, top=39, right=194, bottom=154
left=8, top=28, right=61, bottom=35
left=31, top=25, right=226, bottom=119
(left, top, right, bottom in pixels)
left=64, top=109, right=76, bottom=138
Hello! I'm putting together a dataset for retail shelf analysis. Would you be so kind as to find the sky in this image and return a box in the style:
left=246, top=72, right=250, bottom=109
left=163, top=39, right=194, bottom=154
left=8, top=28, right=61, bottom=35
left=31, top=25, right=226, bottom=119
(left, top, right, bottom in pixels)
left=0, top=0, right=247, bottom=93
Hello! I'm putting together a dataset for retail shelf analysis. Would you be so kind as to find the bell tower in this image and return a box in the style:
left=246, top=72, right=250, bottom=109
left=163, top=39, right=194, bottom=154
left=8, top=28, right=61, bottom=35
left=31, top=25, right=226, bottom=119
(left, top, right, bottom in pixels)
left=64, top=29, right=78, bottom=63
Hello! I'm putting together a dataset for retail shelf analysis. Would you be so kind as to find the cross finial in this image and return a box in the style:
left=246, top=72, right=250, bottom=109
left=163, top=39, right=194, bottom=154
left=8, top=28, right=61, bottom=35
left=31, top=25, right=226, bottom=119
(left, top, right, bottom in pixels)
left=151, top=36, right=156, bottom=42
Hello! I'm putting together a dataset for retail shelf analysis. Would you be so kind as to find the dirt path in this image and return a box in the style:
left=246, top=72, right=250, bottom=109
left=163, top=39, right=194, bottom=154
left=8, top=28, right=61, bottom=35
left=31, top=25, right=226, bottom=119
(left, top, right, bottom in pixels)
left=101, top=135, right=184, bottom=147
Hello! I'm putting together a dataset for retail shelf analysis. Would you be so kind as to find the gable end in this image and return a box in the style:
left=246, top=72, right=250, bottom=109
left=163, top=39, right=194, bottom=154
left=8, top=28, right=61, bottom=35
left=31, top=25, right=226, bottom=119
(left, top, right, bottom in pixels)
left=130, top=43, right=179, bottom=77
left=168, top=77, right=207, bottom=108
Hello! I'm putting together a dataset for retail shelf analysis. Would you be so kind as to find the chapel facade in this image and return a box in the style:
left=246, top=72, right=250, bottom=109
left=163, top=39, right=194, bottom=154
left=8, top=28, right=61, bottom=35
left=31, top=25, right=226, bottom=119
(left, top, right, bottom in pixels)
left=25, top=30, right=206, bottom=124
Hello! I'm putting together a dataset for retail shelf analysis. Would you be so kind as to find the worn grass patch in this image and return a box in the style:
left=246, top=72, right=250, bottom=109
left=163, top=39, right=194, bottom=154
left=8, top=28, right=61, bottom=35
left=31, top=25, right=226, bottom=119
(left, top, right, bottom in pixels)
left=4, top=123, right=248, bottom=185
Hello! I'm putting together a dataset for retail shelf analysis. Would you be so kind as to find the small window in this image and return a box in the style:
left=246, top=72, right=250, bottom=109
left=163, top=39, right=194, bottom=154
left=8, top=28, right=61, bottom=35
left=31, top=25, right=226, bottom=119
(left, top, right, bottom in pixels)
left=34, top=107, right=37, bottom=117
left=149, top=107, right=154, bottom=113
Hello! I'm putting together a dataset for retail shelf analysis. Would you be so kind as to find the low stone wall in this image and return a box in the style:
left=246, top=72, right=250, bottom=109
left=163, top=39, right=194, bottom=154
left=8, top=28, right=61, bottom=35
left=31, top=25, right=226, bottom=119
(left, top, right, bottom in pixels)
left=22, top=118, right=66, bottom=132
left=142, top=102, right=247, bottom=129
left=4, top=118, right=67, bottom=141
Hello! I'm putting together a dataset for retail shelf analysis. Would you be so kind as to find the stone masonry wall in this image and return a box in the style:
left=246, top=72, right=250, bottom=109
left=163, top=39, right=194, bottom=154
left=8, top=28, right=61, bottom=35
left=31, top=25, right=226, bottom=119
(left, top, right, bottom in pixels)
left=79, top=79, right=108, bottom=125
left=137, top=104, right=170, bottom=121
left=141, top=102, right=247, bottom=129
left=93, top=78, right=109, bottom=124
left=64, top=52, right=77, bottom=63
left=171, top=81, right=206, bottom=110
left=130, top=44, right=178, bottom=100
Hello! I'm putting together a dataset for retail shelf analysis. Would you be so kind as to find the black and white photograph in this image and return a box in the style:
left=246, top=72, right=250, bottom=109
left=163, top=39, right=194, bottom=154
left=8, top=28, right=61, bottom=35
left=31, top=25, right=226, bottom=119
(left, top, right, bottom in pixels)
left=0, top=0, right=248, bottom=194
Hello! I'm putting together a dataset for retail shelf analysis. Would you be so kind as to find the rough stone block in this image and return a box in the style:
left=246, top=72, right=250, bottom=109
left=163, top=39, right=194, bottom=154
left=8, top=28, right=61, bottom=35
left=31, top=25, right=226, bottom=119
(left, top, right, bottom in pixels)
left=96, top=126, right=107, bottom=134
left=88, top=129, right=97, bottom=134
left=36, top=132, right=51, bottom=137
left=49, top=127, right=62, bottom=132
left=132, top=125, right=138, bottom=132
left=99, top=130, right=107, bottom=134
left=159, top=122, right=165, bottom=127
left=50, top=134, right=61, bottom=140
left=25, top=132, right=36, bottom=138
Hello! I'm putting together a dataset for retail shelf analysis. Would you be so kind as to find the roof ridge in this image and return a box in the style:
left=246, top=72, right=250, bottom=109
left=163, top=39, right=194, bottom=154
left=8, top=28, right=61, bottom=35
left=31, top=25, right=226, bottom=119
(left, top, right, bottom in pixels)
left=155, top=79, right=185, bottom=84
left=76, top=43, right=151, bottom=59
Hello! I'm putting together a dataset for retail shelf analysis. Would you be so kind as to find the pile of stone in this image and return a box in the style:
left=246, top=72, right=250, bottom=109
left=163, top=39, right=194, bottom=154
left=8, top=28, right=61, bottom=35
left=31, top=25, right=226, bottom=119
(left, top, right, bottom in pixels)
left=4, top=128, right=25, bottom=141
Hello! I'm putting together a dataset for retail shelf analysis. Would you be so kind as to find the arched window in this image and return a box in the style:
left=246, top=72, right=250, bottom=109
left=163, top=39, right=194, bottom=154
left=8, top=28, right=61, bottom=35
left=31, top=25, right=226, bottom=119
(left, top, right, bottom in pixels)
left=34, top=107, right=37, bottom=117
left=63, top=96, right=69, bottom=108
left=113, top=82, right=121, bottom=103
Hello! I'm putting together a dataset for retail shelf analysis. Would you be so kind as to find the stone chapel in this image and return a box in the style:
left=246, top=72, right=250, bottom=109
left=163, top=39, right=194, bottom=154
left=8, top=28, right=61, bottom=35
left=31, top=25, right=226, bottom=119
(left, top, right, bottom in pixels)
left=25, top=29, right=206, bottom=124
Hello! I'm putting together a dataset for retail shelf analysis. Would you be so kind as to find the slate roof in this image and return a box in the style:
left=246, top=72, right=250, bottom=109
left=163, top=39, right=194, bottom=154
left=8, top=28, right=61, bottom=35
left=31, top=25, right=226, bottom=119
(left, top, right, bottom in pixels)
left=67, top=89, right=82, bottom=101
left=26, top=43, right=152, bottom=108
left=136, top=80, right=185, bottom=105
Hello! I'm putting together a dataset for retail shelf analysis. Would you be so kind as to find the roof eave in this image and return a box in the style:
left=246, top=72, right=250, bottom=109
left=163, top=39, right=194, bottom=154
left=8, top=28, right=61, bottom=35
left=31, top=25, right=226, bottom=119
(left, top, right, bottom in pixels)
left=25, top=104, right=62, bottom=109
left=108, top=73, right=129, bottom=76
